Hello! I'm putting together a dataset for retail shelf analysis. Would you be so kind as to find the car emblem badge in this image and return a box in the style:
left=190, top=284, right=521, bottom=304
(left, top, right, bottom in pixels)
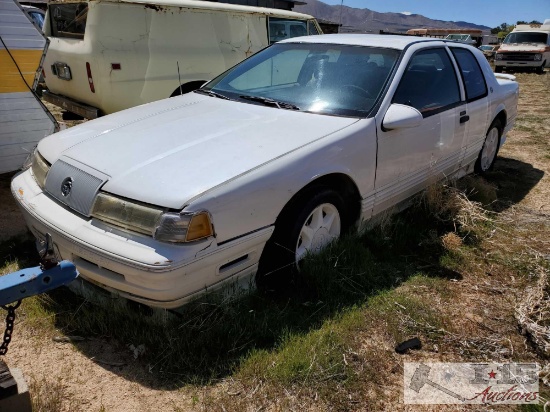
left=61, top=177, right=73, bottom=197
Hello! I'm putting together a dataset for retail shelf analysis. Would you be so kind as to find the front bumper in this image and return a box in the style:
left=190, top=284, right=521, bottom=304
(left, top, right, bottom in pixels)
left=495, top=60, right=543, bottom=68
left=42, top=91, right=100, bottom=119
left=11, top=171, right=273, bottom=309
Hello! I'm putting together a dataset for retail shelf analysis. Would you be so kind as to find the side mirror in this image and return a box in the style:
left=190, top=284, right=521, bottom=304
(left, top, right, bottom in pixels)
left=382, top=104, right=423, bottom=130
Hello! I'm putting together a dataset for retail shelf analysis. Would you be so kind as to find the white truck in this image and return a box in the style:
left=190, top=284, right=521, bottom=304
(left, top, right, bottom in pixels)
left=42, top=0, right=322, bottom=118
left=495, top=22, right=550, bottom=73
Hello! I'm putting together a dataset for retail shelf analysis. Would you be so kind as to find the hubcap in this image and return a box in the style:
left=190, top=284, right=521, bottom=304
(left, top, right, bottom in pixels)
left=295, top=203, right=341, bottom=263
left=480, top=127, right=499, bottom=171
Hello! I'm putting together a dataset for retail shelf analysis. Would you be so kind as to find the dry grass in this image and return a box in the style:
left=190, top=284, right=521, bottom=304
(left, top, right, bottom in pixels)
left=29, top=375, right=78, bottom=412
left=516, top=265, right=550, bottom=356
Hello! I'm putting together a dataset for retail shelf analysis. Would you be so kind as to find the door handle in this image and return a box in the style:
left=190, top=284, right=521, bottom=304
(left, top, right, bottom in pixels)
left=460, top=115, right=470, bottom=124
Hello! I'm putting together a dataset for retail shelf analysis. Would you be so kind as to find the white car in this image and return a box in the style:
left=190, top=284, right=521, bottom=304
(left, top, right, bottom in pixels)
left=12, top=34, right=519, bottom=309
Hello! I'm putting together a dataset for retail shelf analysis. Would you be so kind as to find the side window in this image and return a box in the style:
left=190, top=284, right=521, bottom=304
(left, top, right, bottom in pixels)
left=392, top=48, right=460, bottom=116
left=450, top=48, right=488, bottom=102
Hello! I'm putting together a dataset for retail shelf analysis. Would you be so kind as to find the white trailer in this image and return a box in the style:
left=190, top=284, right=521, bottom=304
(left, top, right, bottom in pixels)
left=42, top=0, right=322, bottom=118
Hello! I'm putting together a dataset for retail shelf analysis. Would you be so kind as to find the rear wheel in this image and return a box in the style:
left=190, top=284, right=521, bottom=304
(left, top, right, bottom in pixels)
left=257, top=188, right=348, bottom=289
left=475, top=119, right=502, bottom=173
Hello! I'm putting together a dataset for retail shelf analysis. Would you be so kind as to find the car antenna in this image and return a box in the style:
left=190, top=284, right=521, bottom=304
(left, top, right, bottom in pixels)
left=177, top=61, right=182, bottom=95
left=339, top=0, right=344, bottom=29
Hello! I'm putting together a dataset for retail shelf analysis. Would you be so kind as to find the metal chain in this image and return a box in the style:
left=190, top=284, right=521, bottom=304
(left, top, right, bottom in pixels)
left=0, top=301, right=21, bottom=356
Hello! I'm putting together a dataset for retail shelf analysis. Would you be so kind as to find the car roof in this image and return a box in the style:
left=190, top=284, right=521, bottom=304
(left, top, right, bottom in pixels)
left=281, top=34, right=444, bottom=50
left=49, top=0, right=314, bottom=20
left=21, top=4, right=44, bottom=11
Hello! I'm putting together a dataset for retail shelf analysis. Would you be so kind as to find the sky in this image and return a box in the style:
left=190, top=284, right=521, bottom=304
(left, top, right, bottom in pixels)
left=319, top=0, right=550, bottom=28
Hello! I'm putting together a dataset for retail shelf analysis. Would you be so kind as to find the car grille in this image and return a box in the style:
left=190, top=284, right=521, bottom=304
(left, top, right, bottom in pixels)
left=45, top=159, right=106, bottom=216
left=502, top=53, right=536, bottom=61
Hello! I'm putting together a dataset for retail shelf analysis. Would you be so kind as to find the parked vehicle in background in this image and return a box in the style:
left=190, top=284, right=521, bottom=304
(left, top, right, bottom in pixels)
left=495, top=22, right=550, bottom=73
left=479, top=45, right=499, bottom=60
left=481, top=34, right=499, bottom=45
left=12, top=34, right=518, bottom=309
left=41, top=0, right=322, bottom=119
left=21, top=4, right=45, bottom=30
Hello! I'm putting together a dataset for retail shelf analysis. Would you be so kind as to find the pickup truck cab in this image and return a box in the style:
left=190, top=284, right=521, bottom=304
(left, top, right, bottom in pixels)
left=42, top=0, right=322, bottom=118
left=13, top=35, right=519, bottom=309
left=495, top=22, right=550, bottom=73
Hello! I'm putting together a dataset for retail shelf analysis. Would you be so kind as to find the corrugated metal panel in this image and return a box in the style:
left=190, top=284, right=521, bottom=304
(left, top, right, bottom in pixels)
left=0, top=92, right=55, bottom=174
left=0, top=0, right=46, bottom=50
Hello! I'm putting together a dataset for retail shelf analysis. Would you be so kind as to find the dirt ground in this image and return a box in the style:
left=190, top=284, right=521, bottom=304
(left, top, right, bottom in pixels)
left=0, top=72, right=549, bottom=411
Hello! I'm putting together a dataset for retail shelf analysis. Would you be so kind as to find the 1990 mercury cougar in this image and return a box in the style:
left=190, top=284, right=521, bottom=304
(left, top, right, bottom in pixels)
left=12, top=35, right=519, bottom=309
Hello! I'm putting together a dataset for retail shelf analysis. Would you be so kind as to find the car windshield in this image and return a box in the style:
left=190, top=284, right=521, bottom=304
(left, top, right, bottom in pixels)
left=504, top=32, right=548, bottom=44
left=447, top=34, right=469, bottom=41
left=202, top=43, right=400, bottom=117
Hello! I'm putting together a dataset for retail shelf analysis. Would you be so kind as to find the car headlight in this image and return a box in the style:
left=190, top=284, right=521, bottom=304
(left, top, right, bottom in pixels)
left=534, top=54, right=542, bottom=61
left=91, top=192, right=214, bottom=242
left=30, top=150, right=50, bottom=189
left=495, top=53, right=503, bottom=60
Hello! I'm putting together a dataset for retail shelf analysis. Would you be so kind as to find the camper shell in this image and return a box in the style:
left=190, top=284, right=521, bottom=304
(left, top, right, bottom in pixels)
left=42, top=0, right=322, bottom=118
left=495, top=22, right=550, bottom=73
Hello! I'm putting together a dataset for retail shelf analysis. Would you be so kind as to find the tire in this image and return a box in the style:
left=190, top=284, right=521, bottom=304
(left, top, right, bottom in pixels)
left=494, top=66, right=503, bottom=73
left=536, top=64, right=545, bottom=75
left=475, top=119, right=502, bottom=174
left=257, top=188, right=348, bottom=289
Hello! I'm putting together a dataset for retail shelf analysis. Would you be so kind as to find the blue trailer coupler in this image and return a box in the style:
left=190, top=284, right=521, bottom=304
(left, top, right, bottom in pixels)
left=0, top=261, right=79, bottom=307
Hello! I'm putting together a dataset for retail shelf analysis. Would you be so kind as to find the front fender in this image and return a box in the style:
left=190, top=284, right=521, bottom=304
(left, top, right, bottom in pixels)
left=187, top=118, right=377, bottom=243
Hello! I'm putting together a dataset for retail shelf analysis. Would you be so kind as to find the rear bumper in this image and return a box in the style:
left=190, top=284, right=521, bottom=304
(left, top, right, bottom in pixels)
left=42, top=91, right=100, bottom=119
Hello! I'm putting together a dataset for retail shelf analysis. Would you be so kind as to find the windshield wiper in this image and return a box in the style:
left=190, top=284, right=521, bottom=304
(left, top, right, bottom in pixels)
left=239, top=95, right=300, bottom=111
left=194, top=89, right=232, bottom=100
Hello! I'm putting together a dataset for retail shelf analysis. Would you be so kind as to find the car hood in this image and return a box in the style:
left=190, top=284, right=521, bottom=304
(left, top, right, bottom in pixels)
left=39, top=94, right=358, bottom=209
left=498, top=44, right=547, bottom=53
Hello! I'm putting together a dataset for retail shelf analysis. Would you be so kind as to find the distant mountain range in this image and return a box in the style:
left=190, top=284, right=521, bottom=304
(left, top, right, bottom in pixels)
left=295, top=0, right=491, bottom=33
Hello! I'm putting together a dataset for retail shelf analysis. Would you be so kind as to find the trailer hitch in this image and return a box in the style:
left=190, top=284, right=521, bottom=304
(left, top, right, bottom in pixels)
left=0, top=234, right=79, bottom=355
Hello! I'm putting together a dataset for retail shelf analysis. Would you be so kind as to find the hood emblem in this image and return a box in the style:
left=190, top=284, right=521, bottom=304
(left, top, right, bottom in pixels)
left=61, top=177, right=73, bottom=197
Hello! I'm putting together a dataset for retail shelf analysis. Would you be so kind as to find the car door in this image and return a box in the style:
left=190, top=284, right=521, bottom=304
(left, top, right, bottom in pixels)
left=373, top=47, right=463, bottom=215
left=448, top=47, right=490, bottom=168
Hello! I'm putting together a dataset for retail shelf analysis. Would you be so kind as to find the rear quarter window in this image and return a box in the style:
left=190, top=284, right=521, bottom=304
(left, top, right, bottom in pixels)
left=450, top=48, right=488, bottom=102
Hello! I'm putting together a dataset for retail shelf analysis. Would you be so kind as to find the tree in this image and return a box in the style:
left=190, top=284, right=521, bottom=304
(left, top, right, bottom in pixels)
left=528, top=20, right=542, bottom=25
left=491, top=22, right=512, bottom=34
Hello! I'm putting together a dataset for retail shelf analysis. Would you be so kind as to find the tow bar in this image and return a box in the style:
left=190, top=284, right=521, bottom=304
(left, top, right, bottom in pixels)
left=0, top=234, right=78, bottom=411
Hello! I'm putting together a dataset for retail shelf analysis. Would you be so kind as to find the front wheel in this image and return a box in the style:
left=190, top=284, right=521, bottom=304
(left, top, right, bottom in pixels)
left=257, top=188, right=348, bottom=288
left=475, top=119, right=502, bottom=174
left=494, top=66, right=503, bottom=73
